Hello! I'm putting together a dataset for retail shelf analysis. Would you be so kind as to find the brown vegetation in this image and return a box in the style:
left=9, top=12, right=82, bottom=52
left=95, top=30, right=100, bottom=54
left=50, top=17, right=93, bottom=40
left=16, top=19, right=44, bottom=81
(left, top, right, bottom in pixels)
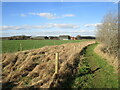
left=94, top=44, right=119, bottom=72
left=1, top=41, right=95, bottom=89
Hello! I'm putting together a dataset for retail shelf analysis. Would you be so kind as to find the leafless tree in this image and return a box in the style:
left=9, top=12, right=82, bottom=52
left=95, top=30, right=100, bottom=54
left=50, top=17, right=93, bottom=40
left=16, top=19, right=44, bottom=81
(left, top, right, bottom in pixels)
left=96, top=11, right=118, bottom=57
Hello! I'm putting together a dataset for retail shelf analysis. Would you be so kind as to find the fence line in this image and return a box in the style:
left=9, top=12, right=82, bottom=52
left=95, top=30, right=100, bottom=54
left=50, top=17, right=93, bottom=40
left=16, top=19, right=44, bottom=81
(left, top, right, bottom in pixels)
left=55, top=52, right=59, bottom=74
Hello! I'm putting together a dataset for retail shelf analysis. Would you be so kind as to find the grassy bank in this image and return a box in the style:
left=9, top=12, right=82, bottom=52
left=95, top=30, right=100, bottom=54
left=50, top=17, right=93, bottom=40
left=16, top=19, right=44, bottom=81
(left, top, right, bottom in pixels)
left=2, top=40, right=87, bottom=53
left=68, top=43, right=118, bottom=88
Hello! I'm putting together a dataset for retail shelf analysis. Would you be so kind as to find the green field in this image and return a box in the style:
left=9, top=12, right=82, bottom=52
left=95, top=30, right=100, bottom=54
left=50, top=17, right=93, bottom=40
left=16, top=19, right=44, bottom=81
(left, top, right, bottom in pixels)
left=2, top=40, right=87, bottom=53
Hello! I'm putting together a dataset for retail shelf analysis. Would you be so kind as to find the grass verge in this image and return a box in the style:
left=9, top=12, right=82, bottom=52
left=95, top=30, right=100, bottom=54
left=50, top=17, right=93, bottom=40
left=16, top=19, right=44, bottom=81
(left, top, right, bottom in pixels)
left=68, top=43, right=118, bottom=88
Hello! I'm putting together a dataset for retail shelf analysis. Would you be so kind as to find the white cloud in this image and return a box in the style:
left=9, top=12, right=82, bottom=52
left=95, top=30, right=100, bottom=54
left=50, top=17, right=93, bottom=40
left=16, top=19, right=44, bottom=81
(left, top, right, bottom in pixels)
left=29, top=12, right=75, bottom=19
left=113, top=0, right=119, bottom=4
left=0, top=25, right=52, bottom=30
left=63, top=14, right=75, bottom=17
left=84, top=23, right=102, bottom=27
left=39, top=13, right=57, bottom=19
left=29, top=12, right=57, bottom=19
left=54, top=24, right=80, bottom=29
left=20, top=14, right=27, bottom=17
left=1, top=26, right=23, bottom=30
left=1, top=23, right=80, bottom=30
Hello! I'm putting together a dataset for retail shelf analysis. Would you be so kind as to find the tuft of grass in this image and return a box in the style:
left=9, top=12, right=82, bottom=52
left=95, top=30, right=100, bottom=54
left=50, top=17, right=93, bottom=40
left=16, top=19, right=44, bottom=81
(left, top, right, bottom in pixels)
left=70, top=43, right=118, bottom=88
left=21, top=76, right=33, bottom=86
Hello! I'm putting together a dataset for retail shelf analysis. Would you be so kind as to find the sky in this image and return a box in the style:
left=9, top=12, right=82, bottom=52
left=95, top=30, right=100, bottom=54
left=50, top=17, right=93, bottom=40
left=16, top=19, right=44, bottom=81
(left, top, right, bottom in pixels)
left=1, top=2, right=118, bottom=37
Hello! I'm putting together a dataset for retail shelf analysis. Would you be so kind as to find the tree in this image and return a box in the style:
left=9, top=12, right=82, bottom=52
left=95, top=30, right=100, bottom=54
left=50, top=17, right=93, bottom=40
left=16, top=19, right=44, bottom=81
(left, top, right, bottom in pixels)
left=96, top=11, right=118, bottom=57
left=76, top=35, right=81, bottom=40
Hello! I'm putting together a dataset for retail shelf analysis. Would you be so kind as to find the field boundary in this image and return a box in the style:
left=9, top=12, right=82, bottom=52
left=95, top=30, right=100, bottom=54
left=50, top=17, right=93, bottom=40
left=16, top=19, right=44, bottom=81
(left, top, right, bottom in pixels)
left=47, top=42, right=96, bottom=88
left=70, top=43, right=118, bottom=88
left=94, top=43, right=118, bottom=73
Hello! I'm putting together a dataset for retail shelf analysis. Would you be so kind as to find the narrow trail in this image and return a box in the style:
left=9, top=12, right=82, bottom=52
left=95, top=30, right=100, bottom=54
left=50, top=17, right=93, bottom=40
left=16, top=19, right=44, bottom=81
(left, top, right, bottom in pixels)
left=67, top=43, right=118, bottom=88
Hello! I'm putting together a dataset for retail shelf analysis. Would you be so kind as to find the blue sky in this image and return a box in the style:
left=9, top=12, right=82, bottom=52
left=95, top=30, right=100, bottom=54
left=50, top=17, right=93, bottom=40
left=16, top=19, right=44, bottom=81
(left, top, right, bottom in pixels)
left=2, top=2, right=118, bottom=37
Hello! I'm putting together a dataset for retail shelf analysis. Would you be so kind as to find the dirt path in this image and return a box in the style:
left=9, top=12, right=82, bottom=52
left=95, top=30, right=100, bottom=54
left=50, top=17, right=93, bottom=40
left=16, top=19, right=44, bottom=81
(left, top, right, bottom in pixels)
left=2, top=41, right=95, bottom=89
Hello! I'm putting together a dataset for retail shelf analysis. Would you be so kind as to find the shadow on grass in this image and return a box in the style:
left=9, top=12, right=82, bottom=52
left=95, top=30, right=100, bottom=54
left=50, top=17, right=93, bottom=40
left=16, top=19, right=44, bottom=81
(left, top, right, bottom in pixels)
left=60, top=43, right=101, bottom=88
left=60, top=67, right=101, bottom=88
left=76, top=67, right=101, bottom=77
left=2, top=81, right=18, bottom=90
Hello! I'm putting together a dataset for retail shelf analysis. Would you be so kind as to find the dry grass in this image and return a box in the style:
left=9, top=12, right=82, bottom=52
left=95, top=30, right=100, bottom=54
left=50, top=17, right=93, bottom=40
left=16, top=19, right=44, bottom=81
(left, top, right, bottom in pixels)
left=1, top=41, right=95, bottom=88
left=94, top=43, right=119, bottom=73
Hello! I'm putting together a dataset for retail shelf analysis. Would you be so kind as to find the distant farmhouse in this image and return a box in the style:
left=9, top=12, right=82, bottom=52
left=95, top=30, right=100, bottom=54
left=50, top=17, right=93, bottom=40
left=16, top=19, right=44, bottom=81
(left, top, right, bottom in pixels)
left=1, top=35, right=96, bottom=40
left=59, top=35, right=71, bottom=40
left=31, top=35, right=71, bottom=40
left=70, top=37, right=77, bottom=40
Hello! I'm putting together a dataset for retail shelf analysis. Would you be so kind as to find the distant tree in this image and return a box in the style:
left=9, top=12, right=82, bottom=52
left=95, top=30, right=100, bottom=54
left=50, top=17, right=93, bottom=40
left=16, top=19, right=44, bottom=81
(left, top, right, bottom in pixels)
left=76, top=35, right=81, bottom=40
left=21, top=35, right=27, bottom=40
left=96, top=11, right=118, bottom=57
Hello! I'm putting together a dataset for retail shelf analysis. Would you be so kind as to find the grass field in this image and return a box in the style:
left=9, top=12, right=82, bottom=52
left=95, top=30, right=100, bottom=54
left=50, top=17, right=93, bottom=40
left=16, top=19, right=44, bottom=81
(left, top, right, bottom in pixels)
left=2, top=39, right=88, bottom=53
left=65, top=43, right=118, bottom=88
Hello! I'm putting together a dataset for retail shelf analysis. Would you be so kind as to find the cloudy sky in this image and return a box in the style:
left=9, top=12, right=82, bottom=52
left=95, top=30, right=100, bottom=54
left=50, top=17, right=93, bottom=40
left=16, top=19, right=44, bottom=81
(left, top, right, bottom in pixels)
left=2, top=2, right=118, bottom=37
